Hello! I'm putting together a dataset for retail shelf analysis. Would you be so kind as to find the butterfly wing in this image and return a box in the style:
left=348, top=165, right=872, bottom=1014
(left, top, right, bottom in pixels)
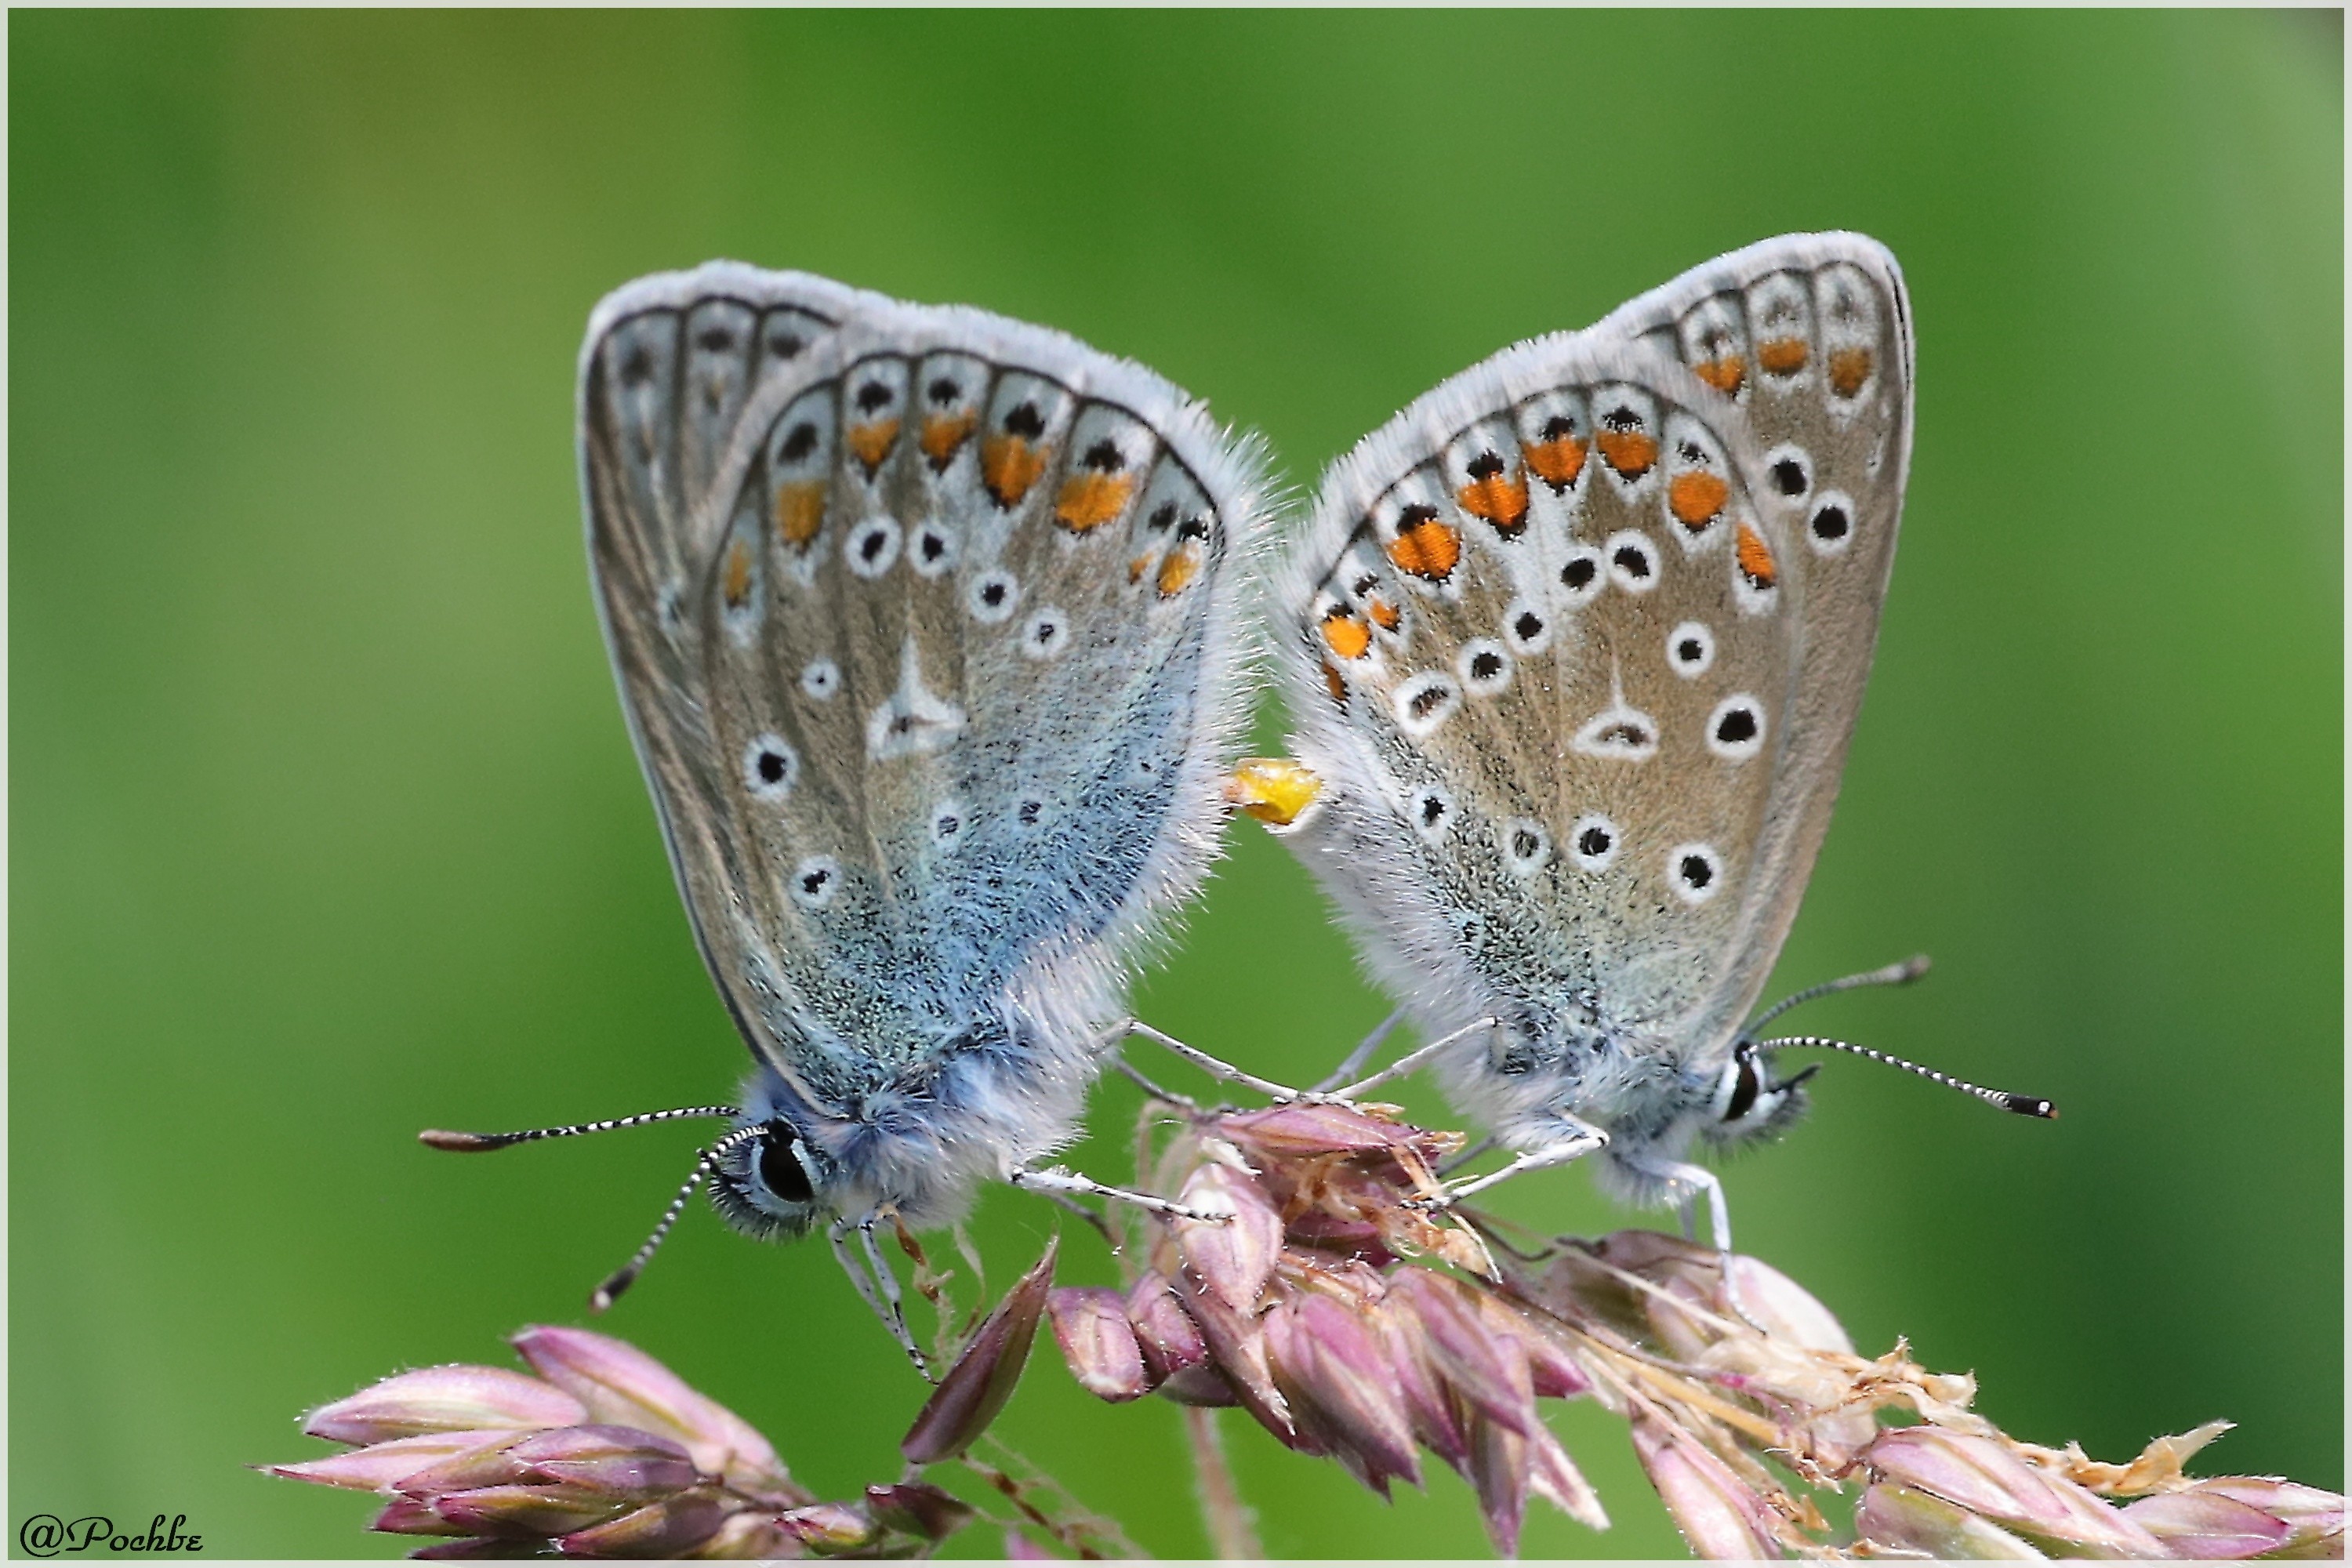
left=1274, top=235, right=1911, bottom=1116
left=580, top=267, right=1269, bottom=1138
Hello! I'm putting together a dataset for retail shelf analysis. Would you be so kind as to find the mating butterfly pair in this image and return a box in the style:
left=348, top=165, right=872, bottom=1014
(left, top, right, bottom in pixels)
left=428, top=234, right=2048, bottom=1362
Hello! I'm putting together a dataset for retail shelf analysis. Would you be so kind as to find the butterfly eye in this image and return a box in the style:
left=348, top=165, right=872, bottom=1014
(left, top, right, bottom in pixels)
left=1711, top=1045, right=1764, bottom=1124
left=757, top=1132, right=815, bottom=1206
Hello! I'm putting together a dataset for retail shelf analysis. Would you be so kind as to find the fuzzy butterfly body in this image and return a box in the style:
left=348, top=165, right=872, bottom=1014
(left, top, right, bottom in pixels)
left=1272, top=234, right=1913, bottom=1202
left=580, top=264, right=1269, bottom=1235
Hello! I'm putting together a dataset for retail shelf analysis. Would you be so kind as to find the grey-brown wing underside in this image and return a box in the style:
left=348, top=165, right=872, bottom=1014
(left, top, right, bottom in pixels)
left=1278, top=234, right=1911, bottom=1070
left=580, top=268, right=1265, bottom=1110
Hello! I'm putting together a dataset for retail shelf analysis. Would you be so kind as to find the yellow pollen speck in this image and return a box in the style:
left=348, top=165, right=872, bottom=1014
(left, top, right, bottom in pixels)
left=1736, top=521, right=1779, bottom=588
left=1225, top=757, right=1323, bottom=827
left=775, top=482, right=826, bottom=549
left=1595, top=429, right=1658, bottom=479
left=981, top=434, right=1047, bottom=507
left=846, top=418, right=899, bottom=474
left=1156, top=545, right=1201, bottom=597
left=1828, top=347, right=1872, bottom=397
left=1758, top=336, right=1809, bottom=376
left=920, top=412, right=976, bottom=470
left=1668, top=471, right=1730, bottom=531
left=1693, top=356, right=1747, bottom=395
left=1525, top=435, right=1587, bottom=490
left=1056, top=470, right=1134, bottom=533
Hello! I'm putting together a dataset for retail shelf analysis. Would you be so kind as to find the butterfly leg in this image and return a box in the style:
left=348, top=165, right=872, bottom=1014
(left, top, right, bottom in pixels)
left=1010, top=1165, right=1225, bottom=1223
left=1617, top=1155, right=1771, bottom=1334
left=1307, top=1007, right=1407, bottom=1094
left=827, top=1219, right=933, bottom=1380
left=1120, top=1021, right=1307, bottom=1102
left=1417, top=1116, right=1610, bottom=1209
left=1322, top=1015, right=1504, bottom=1101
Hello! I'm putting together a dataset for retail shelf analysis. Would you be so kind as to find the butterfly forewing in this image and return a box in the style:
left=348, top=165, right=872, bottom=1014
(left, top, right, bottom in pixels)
left=582, top=270, right=1264, bottom=1118
left=1599, top=234, right=1914, bottom=1047
left=1279, top=233, right=1911, bottom=1092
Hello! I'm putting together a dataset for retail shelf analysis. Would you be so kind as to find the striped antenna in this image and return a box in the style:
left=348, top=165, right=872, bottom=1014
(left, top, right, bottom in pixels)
left=590, top=1123, right=766, bottom=1312
left=418, top=1105, right=740, bottom=1152
left=1755, top=1035, right=2056, bottom=1119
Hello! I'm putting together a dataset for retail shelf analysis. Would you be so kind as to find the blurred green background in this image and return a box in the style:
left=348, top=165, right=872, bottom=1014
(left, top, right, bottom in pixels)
left=12, top=10, right=2341, bottom=1559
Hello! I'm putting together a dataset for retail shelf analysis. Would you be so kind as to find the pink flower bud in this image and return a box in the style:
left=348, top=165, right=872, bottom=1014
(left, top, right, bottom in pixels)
left=304, top=1365, right=586, bottom=1444
left=901, top=1237, right=1057, bottom=1465
left=1631, top=1409, right=1784, bottom=1560
left=1265, top=1294, right=1420, bottom=1493
left=1126, top=1276, right=1207, bottom=1386
left=775, top=1501, right=879, bottom=1552
left=1174, top=1162, right=1284, bottom=1315
left=510, top=1328, right=786, bottom=1496
left=866, top=1482, right=976, bottom=1541
left=427, top=1483, right=626, bottom=1538
left=554, top=1488, right=728, bottom=1557
left=1865, top=1427, right=2165, bottom=1556
left=262, top=1431, right=520, bottom=1493
left=1047, top=1287, right=1149, bottom=1403
left=1857, top=1481, right=2042, bottom=1558
left=505, top=1424, right=699, bottom=1499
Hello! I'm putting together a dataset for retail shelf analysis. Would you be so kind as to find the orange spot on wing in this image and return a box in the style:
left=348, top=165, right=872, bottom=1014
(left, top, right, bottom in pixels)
left=846, top=418, right=899, bottom=474
left=1693, top=356, right=1747, bottom=395
left=1321, top=662, right=1348, bottom=706
left=1524, top=435, right=1587, bottom=490
left=1758, top=337, right=1809, bottom=376
left=920, top=412, right=977, bottom=470
left=1457, top=470, right=1529, bottom=535
left=1320, top=609, right=1372, bottom=660
left=1828, top=347, right=1872, bottom=397
left=1055, top=470, right=1134, bottom=533
left=775, top=482, right=826, bottom=550
left=980, top=434, right=1048, bottom=507
left=1595, top=429, right=1658, bottom=480
left=1225, top=757, right=1323, bottom=827
left=1156, top=545, right=1201, bottom=597
left=1367, top=597, right=1401, bottom=632
left=721, top=538, right=753, bottom=608
left=1736, top=521, right=1779, bottom=589
left=1668, top=471, right=1730, bottom=532
left=1128, top=554, right=1152, bottom=584
left=1385, top=514, right=1462, bottom=581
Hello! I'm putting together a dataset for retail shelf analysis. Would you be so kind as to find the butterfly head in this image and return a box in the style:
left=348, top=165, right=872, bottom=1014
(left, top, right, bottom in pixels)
left=706, top=1067, right=836, bottom=1240
left=1699, top=1039, right=1817, bottom=1149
